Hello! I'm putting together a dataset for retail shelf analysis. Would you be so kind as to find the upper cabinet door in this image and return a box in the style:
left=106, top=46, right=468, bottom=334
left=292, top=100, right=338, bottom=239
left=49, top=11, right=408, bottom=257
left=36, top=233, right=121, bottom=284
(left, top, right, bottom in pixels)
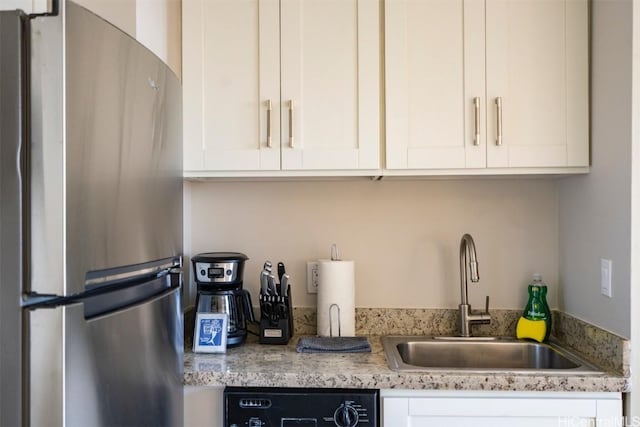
left=385, top=0, right=485, bottom=170
left=182, top=0, right=588, bottom=176
left=182, top=0, right=280, bottom=172
left=280, top=0, right=380, bottom=171
left=385, top=0, right=588, bottom=173
left=485, top=0, right=589, bottom=168
left=0, top=0, right=52, bottom=14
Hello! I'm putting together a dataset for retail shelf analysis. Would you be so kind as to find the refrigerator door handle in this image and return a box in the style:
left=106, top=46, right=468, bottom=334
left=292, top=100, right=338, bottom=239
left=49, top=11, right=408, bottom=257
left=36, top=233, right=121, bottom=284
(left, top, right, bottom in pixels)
left=169, top=266, right=183, bottom=287
left=84, top=257, right=181, bottom=289
left=83, top=271, right=177, bottom=320
left=24, top=263, right=182, bottom=313
left=21, top=292, right=65, bottom=309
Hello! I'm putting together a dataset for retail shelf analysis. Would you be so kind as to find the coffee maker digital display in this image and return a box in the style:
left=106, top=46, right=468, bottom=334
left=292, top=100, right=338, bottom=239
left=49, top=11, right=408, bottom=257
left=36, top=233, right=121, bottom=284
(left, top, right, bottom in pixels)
left=192, top=252, right=255, bottom=346
left=208, top=267, right=224, bottom=278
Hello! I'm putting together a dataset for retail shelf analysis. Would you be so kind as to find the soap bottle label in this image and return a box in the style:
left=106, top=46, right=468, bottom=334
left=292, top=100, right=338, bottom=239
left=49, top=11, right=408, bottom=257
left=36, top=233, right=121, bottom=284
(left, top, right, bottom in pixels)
left=524, top=285, right=547, bottom=320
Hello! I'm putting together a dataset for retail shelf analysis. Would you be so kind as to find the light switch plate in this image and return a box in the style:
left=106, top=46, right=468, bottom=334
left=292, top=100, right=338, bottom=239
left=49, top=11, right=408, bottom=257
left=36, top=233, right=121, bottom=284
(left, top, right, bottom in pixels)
left=600, top=258, right=612, bottom=298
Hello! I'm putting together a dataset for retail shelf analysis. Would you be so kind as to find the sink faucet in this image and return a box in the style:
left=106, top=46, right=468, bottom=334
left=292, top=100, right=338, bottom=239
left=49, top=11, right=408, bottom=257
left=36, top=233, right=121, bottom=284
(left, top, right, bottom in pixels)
left=458, top=233, right=490, bottom=337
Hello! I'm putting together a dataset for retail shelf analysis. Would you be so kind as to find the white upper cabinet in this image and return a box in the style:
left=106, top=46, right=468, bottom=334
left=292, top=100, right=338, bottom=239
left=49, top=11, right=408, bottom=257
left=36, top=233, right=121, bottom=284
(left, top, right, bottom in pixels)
left=0, top=0, right=51, bottom=14
left=182, top=0, right=280, bottom=172
left=385, top=0, right=589, bottom=173
left=385, top=0, right=485, bottom=170
left=280, top=0, right=380, bottom=171
left=485, top=0, right=589, bottom=168
left=183, top=0, right=380, bottom=176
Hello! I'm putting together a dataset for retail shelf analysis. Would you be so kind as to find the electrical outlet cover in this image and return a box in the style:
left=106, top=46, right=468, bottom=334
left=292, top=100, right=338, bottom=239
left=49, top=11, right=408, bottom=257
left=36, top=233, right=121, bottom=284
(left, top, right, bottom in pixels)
left=306, top=261, right=319, bottom=294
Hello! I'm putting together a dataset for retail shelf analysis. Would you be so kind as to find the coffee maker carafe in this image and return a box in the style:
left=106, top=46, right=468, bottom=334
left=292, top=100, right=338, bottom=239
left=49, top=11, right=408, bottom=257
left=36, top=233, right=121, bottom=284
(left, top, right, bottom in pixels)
left=192, top=252, right=255, bottom=346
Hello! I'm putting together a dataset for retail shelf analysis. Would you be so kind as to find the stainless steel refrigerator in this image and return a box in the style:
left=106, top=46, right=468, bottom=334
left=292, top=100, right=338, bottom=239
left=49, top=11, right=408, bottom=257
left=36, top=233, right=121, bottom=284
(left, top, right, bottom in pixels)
left=0, top=1, right=183, bottom=426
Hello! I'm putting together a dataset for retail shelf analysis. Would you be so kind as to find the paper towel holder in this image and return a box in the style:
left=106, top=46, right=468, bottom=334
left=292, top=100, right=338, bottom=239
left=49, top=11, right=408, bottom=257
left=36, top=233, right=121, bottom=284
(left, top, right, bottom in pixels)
left=329, top=303, right=341, bottom=337
left=330, top=243, right=340, bottom=261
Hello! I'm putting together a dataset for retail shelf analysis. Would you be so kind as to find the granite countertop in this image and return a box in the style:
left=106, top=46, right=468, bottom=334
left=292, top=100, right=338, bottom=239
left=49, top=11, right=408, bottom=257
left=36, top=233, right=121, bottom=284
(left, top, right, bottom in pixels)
left=183, top=334, right=629, bottom=392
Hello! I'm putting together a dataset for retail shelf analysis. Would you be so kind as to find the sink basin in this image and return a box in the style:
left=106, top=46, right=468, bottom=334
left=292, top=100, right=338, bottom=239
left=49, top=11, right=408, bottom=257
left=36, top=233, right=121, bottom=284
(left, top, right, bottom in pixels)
left=382, top=336, right=600, bottom=373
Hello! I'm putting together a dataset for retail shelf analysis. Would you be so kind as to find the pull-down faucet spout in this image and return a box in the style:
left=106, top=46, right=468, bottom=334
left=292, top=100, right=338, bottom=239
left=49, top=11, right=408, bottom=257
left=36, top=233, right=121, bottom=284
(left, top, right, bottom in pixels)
left=458, top=233, right=490, bottom=337
left=459, top=233, right=479, bottom=305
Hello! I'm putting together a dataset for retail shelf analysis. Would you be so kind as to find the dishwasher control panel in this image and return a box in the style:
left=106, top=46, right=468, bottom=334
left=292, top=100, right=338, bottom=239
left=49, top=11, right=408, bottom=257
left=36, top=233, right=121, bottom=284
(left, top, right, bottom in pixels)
left=224, top=387, right=379, bottom=427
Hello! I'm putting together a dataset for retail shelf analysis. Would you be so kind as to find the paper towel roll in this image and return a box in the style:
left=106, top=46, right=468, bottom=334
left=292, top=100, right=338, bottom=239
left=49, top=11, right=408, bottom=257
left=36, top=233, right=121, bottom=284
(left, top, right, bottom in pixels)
left=317, top=259, right=355, bottom=337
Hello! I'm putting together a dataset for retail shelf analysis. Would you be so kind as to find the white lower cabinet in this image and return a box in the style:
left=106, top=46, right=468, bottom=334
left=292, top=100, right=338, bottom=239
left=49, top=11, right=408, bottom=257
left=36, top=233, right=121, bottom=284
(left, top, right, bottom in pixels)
left=381, top=390, right=622, bottom=427
left=184, top=386, right=224, bottom=427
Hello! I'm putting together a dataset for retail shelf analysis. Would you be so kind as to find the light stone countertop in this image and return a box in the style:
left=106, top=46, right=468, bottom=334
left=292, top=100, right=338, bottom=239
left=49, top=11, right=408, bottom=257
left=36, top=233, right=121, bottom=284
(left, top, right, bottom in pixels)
left=183, top=334, right=629, bottom=392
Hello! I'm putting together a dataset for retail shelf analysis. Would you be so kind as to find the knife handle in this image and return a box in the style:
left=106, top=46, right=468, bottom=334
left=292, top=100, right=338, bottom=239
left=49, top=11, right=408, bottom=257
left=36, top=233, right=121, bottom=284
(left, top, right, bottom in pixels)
left=260, top=271, right=269, bottom=295
left=277, top=262, right=286, bottom=282
left=267, top=274, right=278, bottom=296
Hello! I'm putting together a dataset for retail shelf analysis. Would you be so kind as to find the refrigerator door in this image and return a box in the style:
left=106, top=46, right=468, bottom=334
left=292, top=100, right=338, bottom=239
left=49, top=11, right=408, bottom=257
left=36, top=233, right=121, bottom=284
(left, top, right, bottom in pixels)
left=21, top=1, right=184, bottom=425
left=29, top=270, right=184, bottom=426
left=0, top=9, right=28, bottom=427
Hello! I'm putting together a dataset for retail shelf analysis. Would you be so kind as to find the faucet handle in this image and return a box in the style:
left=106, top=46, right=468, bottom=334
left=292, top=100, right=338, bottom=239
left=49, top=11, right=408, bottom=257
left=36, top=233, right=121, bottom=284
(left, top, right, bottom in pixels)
left=484, top=295, right=490, bottom=314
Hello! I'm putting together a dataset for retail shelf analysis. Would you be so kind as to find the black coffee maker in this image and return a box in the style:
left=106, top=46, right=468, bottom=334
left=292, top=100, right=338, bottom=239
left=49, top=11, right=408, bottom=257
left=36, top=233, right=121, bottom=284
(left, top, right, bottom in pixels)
left=192, top=252, right=255, bottom=346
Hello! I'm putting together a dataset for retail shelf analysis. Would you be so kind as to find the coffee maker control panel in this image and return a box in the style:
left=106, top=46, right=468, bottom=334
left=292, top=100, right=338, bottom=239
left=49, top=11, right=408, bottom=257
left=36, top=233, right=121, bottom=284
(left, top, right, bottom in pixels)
left=195, top=261, right=239, bottom=284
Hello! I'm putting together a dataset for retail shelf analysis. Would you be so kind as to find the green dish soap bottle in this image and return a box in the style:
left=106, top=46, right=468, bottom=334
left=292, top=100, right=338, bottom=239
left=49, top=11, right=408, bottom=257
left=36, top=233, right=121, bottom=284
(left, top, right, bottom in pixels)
left=516, top=274, right=552, bottom=342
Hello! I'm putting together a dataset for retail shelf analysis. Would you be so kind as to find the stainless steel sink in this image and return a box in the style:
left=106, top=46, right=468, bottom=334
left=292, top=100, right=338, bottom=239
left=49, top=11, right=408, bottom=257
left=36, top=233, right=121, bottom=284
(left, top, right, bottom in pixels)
left=382, top=336, right=600, bottom=373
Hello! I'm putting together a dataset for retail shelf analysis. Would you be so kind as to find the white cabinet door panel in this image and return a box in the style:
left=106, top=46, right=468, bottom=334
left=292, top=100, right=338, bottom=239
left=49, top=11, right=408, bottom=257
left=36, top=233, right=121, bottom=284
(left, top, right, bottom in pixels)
left=183, top=0, right=280, bottom=172
left=463, top=0, right=487, bottom=168
left=385, top=0, right=467, bottom=170
left=281, top=0, right=379, bottom=171
left=407, top=396, right=596, bottom=417
left=408, top=417, right=593, bottom=427
left=1, top=0, right=51, bottom=14
left=184, top=386, right=223, bottom=427
left=385, top=0, right=588, bottom=173
left=382, top=392, right=620, bottom=427
left=185, top=0, right=379, bottom=175
left=485, top=0, right=588, bottom=168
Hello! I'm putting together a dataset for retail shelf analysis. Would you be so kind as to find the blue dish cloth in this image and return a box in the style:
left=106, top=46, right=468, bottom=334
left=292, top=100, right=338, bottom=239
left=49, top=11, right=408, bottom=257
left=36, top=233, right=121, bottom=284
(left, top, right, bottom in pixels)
left=295, top=336, right=371, bottom=353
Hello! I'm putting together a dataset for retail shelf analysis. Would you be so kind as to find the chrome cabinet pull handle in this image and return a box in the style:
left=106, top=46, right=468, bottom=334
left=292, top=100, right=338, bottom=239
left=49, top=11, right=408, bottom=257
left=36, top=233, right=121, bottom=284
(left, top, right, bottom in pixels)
left=495, top=97, right=503, bottom=146
left=266, top=99, right=272, bottom=148
left=288, top=100, right=294, bottom=148
left=473, top=97, right=480, bottom=146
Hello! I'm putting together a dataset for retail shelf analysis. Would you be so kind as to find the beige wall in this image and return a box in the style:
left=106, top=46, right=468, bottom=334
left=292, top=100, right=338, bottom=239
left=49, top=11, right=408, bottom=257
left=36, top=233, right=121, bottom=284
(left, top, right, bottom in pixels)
left=185, top=179, right=559, bottom=312
left=136, top=0, right=182, bottom=78
left=73, top=0, right=136, bottom=37
left=73, top=0, right=181, bottom=78
left=558, top=0, right=632, bottom=339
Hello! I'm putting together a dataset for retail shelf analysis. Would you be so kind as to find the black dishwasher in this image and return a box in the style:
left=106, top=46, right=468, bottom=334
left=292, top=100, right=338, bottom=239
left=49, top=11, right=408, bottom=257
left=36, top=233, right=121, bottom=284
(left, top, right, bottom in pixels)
left=224, top=387, right=379, bottom=427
